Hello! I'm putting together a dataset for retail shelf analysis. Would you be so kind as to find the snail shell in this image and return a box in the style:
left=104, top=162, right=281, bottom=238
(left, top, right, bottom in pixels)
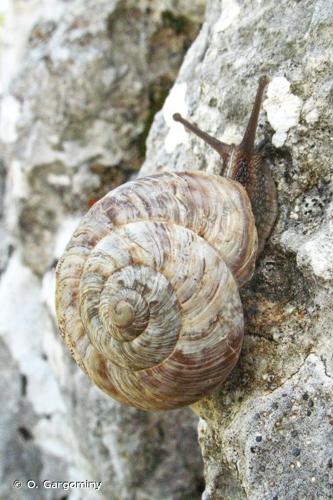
left=55, top=77, right=277, bottom=411
left=56, top=172, right=257, bottom=410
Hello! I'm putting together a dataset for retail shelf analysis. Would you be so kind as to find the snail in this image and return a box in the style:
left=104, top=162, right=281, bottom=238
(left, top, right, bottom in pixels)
left=55, top=77, right=277, bottom=411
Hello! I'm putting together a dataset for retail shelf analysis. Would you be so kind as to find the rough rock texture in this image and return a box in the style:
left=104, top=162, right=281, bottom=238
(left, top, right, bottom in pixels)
left=141, top=0, right=333, bottom=498
left=1, top=0, right=332, bottom=499
left=0, top=1, right=205, bottom=499
left=2, top=0, right=204, bottom=277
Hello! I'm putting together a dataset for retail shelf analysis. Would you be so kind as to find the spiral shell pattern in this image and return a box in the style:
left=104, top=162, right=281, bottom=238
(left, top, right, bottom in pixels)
left=56, top=171, right=257, bottom=410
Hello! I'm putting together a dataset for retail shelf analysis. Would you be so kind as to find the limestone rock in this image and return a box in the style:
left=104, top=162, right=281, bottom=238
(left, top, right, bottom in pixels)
left=141, top=0, right=333, bottom=498
left=0, top=1, right=204, bottom=499
left=1, top=0, right=205, bottom=276
left=1, top=0, right=332, bottom=497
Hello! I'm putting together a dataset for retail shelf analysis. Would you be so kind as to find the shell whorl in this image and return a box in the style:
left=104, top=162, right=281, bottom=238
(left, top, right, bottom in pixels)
left=55, top=171, right=257, bottom=410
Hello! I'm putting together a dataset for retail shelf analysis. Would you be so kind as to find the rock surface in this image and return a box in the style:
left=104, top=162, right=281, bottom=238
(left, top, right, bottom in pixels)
left=0, top=1, right=204, bottom=499
left=141, top=0, right=333, bottom=498
left=1, top=0, right=332, bottom=498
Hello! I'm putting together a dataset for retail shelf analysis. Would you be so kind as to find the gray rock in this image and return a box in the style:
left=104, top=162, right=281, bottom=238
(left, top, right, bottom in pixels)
left=140, top=0, right=333, bottom=498
left=0, top=338, right=44, bottom=500
left=1, top=0, right=332, bottom=498
left=2, top=0, right=205, bottom=276
left=0, top=1, right=205, bottom=499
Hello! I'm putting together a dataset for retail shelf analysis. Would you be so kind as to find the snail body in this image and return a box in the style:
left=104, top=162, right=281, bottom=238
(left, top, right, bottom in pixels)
left=56, top=78, right=277, bottom=411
